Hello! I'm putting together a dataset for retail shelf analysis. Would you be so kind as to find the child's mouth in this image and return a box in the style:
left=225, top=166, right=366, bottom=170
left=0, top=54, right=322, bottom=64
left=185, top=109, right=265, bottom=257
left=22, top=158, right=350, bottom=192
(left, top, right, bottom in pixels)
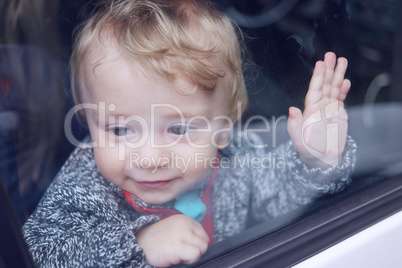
left=136, top=179, right=174, bottom=189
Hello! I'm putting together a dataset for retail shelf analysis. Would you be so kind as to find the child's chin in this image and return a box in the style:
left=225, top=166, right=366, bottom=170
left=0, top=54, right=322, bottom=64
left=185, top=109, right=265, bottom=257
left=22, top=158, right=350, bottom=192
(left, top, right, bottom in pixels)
left=141, top=193, right=176, bottom=205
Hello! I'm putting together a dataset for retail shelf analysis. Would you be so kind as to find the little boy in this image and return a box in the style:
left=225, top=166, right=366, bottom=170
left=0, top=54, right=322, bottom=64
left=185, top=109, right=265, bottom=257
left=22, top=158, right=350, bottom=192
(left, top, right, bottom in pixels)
left=23, top=0, right=356, bottom=267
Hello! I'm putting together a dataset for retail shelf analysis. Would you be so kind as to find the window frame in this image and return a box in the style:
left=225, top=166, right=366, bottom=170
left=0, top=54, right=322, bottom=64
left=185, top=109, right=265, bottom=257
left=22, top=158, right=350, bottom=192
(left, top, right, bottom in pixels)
left=179, top=174, right=402, bottom=267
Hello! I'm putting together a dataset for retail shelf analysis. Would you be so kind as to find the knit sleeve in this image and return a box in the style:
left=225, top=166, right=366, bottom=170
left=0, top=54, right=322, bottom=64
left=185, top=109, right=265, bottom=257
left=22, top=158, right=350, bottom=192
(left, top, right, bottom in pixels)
left=23, top=214, right=156, bottom=267
left=248, top=134, right=357, bottom=220
left=22, top=146, right=158, bottom=267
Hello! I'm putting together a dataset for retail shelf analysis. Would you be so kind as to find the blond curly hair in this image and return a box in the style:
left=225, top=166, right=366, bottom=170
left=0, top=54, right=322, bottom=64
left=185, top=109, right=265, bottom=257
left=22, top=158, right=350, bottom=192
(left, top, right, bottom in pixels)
left=70, top=0, right=247, bottom=120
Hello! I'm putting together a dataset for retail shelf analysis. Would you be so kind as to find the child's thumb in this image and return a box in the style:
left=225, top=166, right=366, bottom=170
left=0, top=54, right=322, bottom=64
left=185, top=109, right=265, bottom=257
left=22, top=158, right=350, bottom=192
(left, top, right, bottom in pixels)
left=287, top=107, right=303, bottom=148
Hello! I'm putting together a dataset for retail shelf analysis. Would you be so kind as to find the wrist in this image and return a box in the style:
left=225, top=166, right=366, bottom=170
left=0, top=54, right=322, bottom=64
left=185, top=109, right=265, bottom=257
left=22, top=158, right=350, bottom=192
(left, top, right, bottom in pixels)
left=299, top=153, right=341, bottom=169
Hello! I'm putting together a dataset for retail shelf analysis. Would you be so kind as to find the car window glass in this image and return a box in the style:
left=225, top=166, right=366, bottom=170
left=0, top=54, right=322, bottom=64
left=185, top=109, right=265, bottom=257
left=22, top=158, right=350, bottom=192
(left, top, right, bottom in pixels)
left=1, top=0, right=401, bottom=267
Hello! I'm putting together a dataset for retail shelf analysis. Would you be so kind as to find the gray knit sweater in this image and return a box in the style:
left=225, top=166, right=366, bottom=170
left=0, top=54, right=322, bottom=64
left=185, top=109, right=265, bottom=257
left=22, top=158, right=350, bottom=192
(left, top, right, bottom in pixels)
left=23, top=134, right=356, bottom=267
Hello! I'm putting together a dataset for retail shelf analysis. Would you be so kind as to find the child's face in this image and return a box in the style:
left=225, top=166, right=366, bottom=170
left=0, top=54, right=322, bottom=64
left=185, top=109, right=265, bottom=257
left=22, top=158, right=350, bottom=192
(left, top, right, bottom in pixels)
left=83, top=43, right=231, bottom=205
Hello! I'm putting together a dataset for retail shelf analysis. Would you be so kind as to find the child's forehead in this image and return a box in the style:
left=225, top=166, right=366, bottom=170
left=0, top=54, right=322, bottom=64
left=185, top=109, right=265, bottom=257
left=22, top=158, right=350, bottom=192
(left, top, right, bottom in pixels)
left=81, top=40, right=231, bottom=118
left=83, top=34, right=229, bottom=95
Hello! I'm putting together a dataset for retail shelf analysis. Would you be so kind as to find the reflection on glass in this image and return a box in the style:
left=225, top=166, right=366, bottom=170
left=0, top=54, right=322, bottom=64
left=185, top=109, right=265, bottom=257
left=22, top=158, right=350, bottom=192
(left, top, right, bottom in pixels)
left=0, top=0, right=66, bottom=222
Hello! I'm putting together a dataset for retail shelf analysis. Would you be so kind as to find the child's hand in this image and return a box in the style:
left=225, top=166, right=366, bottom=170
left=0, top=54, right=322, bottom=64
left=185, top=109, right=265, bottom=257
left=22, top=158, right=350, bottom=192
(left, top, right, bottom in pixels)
left=136, top=214, right=209, bottom=267
left=287, top=52, right=351, bottom=168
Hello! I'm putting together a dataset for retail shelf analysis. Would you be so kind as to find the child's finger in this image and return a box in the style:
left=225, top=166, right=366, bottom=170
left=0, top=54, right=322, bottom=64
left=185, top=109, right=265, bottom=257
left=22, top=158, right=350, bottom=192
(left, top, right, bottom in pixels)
left=330, top=84, right=340, bottom=99
left=287, top=107, right=303, bottom=149
left=330, top=57, right=348, bottom=98
left=180, top=243, right=204, bottom=264
left=192, top=226, right=209, bottom=243
left=305, top=61, right=325, bottom=106
left=190, top=235, right=209, bottom=255
left=322, top=52, right=336, bottom=97
left=338, top=79, right=351, bottom=101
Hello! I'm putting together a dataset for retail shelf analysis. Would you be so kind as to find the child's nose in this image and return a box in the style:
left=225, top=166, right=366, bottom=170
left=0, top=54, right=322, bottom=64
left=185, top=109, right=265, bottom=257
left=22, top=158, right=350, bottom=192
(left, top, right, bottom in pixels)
left=129, top=139, right=171, bottom=170
left=142, top=148, right=170, bottom=169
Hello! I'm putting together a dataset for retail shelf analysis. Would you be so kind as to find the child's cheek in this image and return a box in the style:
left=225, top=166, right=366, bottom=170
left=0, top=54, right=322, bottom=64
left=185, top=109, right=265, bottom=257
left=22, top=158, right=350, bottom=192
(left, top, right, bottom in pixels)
left=93, top=146, right=124, bottom=180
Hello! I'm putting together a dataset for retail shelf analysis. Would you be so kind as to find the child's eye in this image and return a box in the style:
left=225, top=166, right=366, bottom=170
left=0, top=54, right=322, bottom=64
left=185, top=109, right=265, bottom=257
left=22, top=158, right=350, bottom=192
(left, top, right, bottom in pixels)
left=169, top=124, right=189, bottom=135
left=110, top=127, right=132, bottom=136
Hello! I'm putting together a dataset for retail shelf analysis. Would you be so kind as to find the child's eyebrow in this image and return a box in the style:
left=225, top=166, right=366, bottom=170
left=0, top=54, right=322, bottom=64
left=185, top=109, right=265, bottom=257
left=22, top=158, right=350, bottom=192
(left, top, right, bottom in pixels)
left=169, top=108, right=213, bottom=120
left=90, top=108, right=213, bottom=122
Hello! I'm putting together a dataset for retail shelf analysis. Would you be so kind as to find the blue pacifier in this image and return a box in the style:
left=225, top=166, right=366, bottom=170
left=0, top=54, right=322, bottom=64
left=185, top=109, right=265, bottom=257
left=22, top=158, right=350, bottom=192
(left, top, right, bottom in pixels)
left=174, top=191, right=206, bottom=222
